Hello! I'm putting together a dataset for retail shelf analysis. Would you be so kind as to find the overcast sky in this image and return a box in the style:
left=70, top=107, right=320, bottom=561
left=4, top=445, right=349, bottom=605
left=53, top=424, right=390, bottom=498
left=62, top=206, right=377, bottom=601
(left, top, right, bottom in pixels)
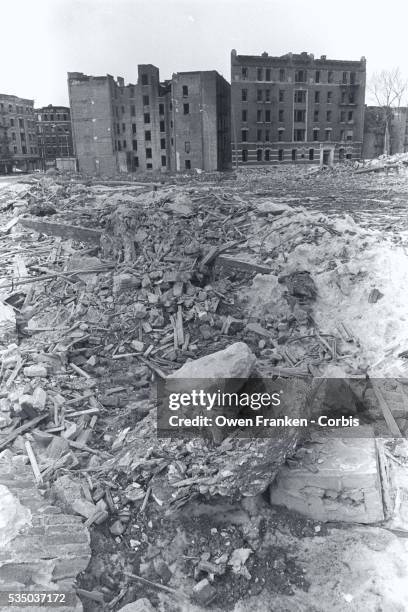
left=2, top=0, right=408, bottom=107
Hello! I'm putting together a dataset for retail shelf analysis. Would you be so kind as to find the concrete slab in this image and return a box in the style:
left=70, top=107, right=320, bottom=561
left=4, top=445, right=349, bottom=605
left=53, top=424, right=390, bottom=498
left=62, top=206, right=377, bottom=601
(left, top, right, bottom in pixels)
left=270, top=432, right=384, bottom=523
left=0, top=452, right=90, bottom=611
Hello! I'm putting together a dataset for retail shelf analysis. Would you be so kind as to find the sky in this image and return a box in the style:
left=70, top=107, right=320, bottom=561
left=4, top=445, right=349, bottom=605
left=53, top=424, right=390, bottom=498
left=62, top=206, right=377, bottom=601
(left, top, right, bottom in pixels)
left=2, top=0, right=408, bottom=107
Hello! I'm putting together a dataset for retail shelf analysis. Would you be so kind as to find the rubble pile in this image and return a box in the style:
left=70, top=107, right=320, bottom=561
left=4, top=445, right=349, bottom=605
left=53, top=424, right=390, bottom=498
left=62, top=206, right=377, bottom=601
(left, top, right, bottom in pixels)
left=2, top=169, right=408, bottom=610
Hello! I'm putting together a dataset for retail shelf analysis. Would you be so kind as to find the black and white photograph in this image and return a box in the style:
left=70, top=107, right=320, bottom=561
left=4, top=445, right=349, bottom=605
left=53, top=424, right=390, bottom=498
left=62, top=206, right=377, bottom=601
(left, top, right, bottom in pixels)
left=2, top=1, right=408, bottom=611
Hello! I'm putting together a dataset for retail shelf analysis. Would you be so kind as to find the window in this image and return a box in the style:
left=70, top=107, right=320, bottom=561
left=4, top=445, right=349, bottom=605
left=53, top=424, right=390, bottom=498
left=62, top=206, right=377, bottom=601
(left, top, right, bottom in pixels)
left=159, top=103, right=164, bottom=115
left=143, top=95, right=150, bottom=106
left=265, top=109, right=271, bottom=122
left=340, top=130, right=345, bottom=141
left=121, top=106, right=125, bottom=114
left=348, top=111, right=353, bottom=121
left=314, top=91, right=320, bottom=103
left=295, top=70, right=306, bottom=83
left=342, top=71, right=348, bottom=84
left=327, top=91, right=333, bottom=103
left=279, top=69, right=285, bottom=82
left=241, top=129, right=248, bottom=142
left=130, top=87, right=135, bottom=98
left=339, top=148, right=345, bottom=160
left=242, top=109, right=247, bottom=122
left=294, top=90, right=306, bottom=103
left=145, top=130, right=151, bottom=141
left=257, top=89, right=263, bottom=102
left=325, top=129, right=332, bottom=141
left=19, top=118, right=24, bottom=128
left=328, top=71, right=334, bottom=83
left=132, top=140, right=137, bottom=151
left=265, top=89, right=270, bottom=102
left=185, top=159, right=191, bottom=170
left=265, top=149, right=270, bottom=161
left=12, top=132, right=16, bottom=141
left=242, top=67, right=248, bottom=79
left=141, top=74, right=148, bottom=85
left=123, top=140, right=127, bottom=149
left=326, top=110, right=332, bottom=122
left=346, top=153, right=352, bottom=160
left=292, top=149, right=297, bottom=161
left=146, top=148, right=152, bottom=158
left=294, top=129, right=305, bottom=141
left=266, top=68, right=271, bottom=81
left=265, top=130, right=270, bottom=141
left=294, top=109, right=306, bottom=122
left=350, top=72, right=356, bottom=85
left=132, top=123, right=136, bottom=134
left=257, top=109, right=263, bottom=122
left=349, top=91, right=355, bottom=104
left=122, top=123, right=126, bottom=132
left=132, top=156, right=139, bottom=168
left=146, top=163, right=152, bottom=169
left=161, top=156, right=166, bottom=167
left=185, top=141, right=190, bottom=153
left=144, top=113, right=150, bottom=123
left=278, top=149, right=284, bottom=161
left=22, top=145, right=27, bottom=154
left=117, top=141, right=122, bottom=151
left=279, top=90, right=284, bottom=102
left=257, top=149, right=262, bottom=161
left=160, top=120, right=165, bottom=132
left=183, top=103, right=189, bottom=114
left=314, top=110, right=319, bottom=122
left=182, top=85, right=189, bottom=97
left=160, top=138, right=166, bottom=149
left=309, top=148, right=314, bottom=160
left=340, top=111, right=346, bottom=123
left=315, top=70, right=320, bottom=83
left=346, top=130, right=353, bottom=141
left=242, top=149, right=248, bottom=162
left=279, top=109, right=284, bottom=122
left=278, top=129, right=284, bottom=141
left=257, top=68, right=263, bottom=81
left=10, top=118, right=14, bottom=127
left=257, top=129, right=262, bottom=141
left=341, top=91, right=347, bottom=104
left=242, top=89, right=248, bottom=101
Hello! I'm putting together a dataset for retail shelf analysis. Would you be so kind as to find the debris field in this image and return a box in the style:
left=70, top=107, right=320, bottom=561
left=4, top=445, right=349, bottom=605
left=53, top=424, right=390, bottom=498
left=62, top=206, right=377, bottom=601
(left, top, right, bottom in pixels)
left=2, top=163, right=408, bottom=611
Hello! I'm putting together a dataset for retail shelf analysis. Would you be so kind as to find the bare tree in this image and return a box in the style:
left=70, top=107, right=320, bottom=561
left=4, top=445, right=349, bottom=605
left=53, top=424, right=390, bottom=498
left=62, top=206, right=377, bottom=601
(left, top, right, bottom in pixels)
left=368, top=68, right=408, bottom=155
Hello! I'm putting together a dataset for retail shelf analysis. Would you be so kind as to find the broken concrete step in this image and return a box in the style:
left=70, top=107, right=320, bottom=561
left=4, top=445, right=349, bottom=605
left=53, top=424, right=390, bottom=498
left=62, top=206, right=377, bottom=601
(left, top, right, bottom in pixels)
left=270, top=430, right=384, bottom=523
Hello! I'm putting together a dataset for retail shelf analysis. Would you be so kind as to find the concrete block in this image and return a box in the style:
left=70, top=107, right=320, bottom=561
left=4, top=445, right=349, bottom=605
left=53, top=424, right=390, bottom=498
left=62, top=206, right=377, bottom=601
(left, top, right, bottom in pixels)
left=270, top=434, right=384, bottom=523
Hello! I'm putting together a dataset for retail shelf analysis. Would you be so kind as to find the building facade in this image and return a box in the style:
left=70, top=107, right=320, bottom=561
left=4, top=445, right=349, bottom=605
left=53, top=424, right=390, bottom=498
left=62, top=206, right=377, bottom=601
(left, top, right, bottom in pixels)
left=363, top=106, right=408, bottom=159
left=231, top=50, right=366, bottom=166
left=36, top=105, right=74, bottom=168
left=170, top=71, right=231, bottom=171
left=0, top=94, right=39, bottom=173
left=68, top=67, right=171, bottom=175
left=68, top=66, right=231, bottom=175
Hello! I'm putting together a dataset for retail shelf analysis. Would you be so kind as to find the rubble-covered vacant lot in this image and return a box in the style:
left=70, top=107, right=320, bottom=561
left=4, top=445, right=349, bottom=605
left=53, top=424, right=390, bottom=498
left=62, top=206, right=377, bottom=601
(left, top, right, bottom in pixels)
left=2, top=161, right=408, bottom=611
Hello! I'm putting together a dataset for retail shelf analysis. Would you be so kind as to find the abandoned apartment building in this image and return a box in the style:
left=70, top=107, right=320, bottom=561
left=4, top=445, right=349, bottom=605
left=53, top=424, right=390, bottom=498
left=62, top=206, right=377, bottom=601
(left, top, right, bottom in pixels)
left=36, top=104, right=74, bottom=170
left=0, top=94, right=40, bottom=173
left=231, top=50, right=366, bottom=166
left=68, top=66, right=231, bottom=175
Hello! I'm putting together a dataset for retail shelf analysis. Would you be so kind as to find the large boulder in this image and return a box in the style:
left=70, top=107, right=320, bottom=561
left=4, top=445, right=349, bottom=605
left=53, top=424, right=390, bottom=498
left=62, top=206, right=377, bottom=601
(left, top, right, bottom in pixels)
left=167, top=342, right=256, bottom=382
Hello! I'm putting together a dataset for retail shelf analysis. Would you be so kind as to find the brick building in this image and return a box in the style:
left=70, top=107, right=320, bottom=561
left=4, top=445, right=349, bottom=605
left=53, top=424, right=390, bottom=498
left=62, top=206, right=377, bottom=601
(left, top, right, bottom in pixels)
left=0, top=94, right=39, bottom=173
left=170, top=71, right=231, bottom=171
left=36, top=105, right=74, bottom=169
left=68, top=66, right=231, bottom=175
left=231, top=50, right=366, bottom=166
left=68, top=67, right=171, bottom=175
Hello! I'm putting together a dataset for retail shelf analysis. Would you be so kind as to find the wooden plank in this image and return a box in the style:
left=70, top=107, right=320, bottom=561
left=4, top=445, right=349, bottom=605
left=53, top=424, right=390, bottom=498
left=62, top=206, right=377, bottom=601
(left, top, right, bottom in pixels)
left=371, top=380, right=402, bottom=437
left=19, top=218, right=102, bottom=245
left=216, top=255, right=272, bottom=274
